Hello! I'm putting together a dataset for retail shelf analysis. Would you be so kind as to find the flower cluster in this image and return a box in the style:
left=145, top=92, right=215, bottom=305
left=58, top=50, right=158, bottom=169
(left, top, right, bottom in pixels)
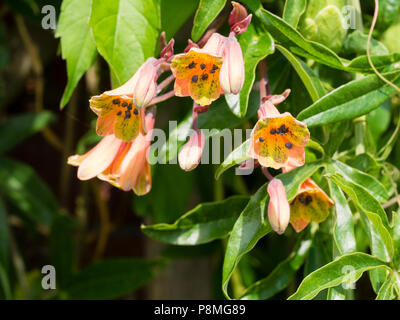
left=246, top=90, right=333, bottom=234
left=69, top=2, right=251, bottom=195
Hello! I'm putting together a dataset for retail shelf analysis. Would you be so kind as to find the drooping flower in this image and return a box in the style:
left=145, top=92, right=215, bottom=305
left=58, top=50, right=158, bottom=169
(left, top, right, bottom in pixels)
left=68, top=108, right=156, bottom=195
left=171, top=27, right=247, bottom=105
left=89, top=58, right=158, bottom=142
left=249, top=90, right=310, bottom=170
left=178, top=129, right=205, bottom=171
left=267, top=178, right=290, bottom=234
left=289, top=178, right=334, bottom=232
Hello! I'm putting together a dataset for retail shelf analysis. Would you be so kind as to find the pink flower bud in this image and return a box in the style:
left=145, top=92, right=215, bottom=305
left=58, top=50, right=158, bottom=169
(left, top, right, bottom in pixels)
left=133, top=59, right=158, bottom=108
left=219, top=36, right=244, bottom=94
left=178, top=129, right=205, bottom=171
left=267, top=178, right=290, bottom=234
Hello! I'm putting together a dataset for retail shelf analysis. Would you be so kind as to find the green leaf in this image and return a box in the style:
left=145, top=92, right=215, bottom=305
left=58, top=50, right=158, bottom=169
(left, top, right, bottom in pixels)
left=288, top=253, right=390, bottom=300
left=276, top=44, right=325, bottom=102
left=252, top=7, right=400, bottom=73
left=343, top=30, right=389, bottom=57
left=161, top=0, right=199, bottom=39
left=89, top=0, right=161, bottom=85
left=50, top=215, right=77, bottom=288
left=0, top=112, right=55, bottom=154
left=297, top=70, right=400, bottom=127
left=391, top=209, right=400, bottom=263
left=282, top=0, right=307, bottom=28
left=64, top=258, right=164, bottom=299
left=56, top=0, right=97, bottom=108
left=222, top=182, right=271, bottom=299
left=377, top=0, right=400, bottom=31
left=376, top=274, right=397, bottom=300
left=327, top=177, right=356, bottom=255
left=215, top=139, right=250, bottom=180
left=225, top=24, right=274, bottom=117
left=330, top=174, right=393, bottom=259
left=222, top=161, right=323, bottom=299
left=332, top=160, right=389, bottom=203
left=191, top=0, right=226, bottom=42
left=241, top=230, right=313, bottom=300
left=0, top=157, right=58, bottom=226
left=142, top=196, right=249, bottom=245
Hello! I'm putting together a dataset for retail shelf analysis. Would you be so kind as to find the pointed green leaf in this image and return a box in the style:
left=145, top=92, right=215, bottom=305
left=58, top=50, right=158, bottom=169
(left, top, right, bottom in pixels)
left=332, top=160, right=389, bottom=203
left=282, top=0, right=307, bottom=28
left=191, top=0, right=226, bottom=41
left=241, top=230, right=313, bottom=300
left=56, top=0, right=97, bottom=108
left=141, top=196, right=249, bottom=245
left=298, top=70, right=400, bottom=127
left=89, top=0, right=161, bottom=85
left=289, top=253, right=390, bottom=300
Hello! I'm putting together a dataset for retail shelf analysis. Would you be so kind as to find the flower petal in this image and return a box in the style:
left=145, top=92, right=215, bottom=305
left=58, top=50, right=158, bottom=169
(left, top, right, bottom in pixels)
left=249, top=114, right=310, bottom=169
left=290, top=179, right=334, bottom=232
left=90, top=94, right=141, bottom=141
left=77, top=135, right=122, bottom=181
left=171, top=50, right=223, bottom=105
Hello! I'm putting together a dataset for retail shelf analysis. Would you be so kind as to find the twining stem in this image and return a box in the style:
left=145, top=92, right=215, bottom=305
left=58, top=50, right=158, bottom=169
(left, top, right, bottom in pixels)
left=367, top=0, right=400, bottom=93
left=15, top=15, right=63, bottom=151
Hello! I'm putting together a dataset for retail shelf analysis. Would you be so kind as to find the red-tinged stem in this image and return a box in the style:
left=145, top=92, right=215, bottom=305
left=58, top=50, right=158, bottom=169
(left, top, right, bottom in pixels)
left=257, top=59, right=271, bottom=105
left=149, top=90, right=175, bottom=106
left=192, top=103, right=199, bottom=129
left=261, top=167, right=274, bottom=181
left=157, top=74, right=175, bottom=94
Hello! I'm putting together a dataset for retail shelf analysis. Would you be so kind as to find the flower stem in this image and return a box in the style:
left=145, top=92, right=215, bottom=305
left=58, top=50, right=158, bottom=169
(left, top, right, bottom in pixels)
left=156, top=74, right=175, bottom=94
left=149, top=90, right=175, bottom=106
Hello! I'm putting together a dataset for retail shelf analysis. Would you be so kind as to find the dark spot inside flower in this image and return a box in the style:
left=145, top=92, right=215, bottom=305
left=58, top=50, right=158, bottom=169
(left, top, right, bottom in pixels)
left=200, top=64, right=206, bottom=70
left=192, top=75, right=198, bottom=83
left=270, top=129, right=276, bottom=135
left=212, top=64, right=218, bottom=70
left=210, top=69, right=215, bottom=74
left=128, top=103, right=132, bottom=110
left=124, top=111, right=131, bottom=119
left=201, top=74, right=208, bottom=80
left=276, top=124, right=289, bottom=135
left=305, top=195, right=312, bottom=205
left=259, top=137, right=264, bottom=143
left=285, top=142, right=292, bottom=149
left=298, top=195, right=305, bottom=204
left=188, top=61, right=196, bottom=69
left=133, top=108, right=139, bottom=115
left=117, top=111, right=122, bottom=116
left=112, top=99, right=120, bottom=105
left=122, top=102, right=128, bottom=108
